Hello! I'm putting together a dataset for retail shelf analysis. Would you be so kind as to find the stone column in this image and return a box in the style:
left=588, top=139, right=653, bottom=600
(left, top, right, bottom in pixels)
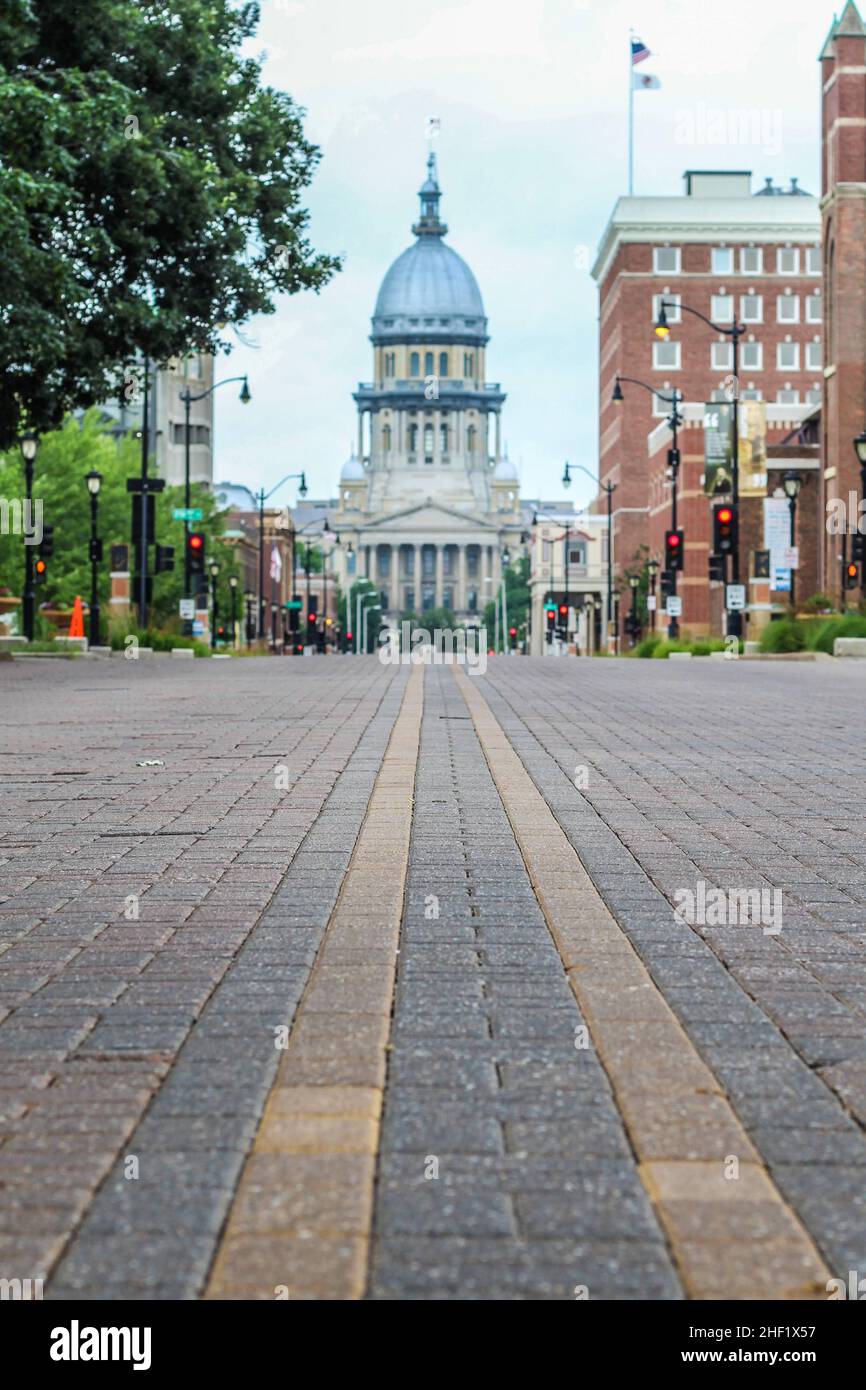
left=414, top=544, right=422, bottom=611
left=435, top=544, right=444, bottom=610
left=495, top=411, right=501, bottom=459
left=458, top=546, right=467, bottom=613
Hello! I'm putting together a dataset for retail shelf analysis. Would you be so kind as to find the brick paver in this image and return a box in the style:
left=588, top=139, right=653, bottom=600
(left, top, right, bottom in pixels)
left=1, top=653, right=865, bottom=1300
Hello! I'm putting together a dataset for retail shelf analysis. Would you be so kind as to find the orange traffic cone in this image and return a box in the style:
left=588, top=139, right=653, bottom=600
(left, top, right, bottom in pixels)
left=69, top=596, right=85, bottom=639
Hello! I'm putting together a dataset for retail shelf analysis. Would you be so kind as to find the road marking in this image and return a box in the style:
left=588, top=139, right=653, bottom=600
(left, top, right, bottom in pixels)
left=205, top=666, right=423, bottom=1300
left=453, top=668, right=830, bottom=1301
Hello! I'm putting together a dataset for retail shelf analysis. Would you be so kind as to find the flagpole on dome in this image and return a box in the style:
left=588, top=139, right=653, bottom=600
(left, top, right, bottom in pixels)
left=628, top=28, right=634, bottom=195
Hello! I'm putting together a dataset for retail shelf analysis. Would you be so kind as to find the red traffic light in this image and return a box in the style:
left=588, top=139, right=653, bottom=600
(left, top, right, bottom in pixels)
left=667, top=532, right=681, bottom=548
left=558, top=604, right=568, bottom=616
left=188, top=532, right=204, bottom=551
left=346, top=632, right=353, bottom=641
left=848, top=562, right=858, bottom=579
left=716, top=507, right=733, bottom=526
left=509, top=627, right=517, bottom=637
left=34, top=558, right=47, bottom=575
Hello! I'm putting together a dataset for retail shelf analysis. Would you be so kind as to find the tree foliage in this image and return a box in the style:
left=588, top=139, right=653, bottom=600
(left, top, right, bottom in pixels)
left=0, top=0, right=339, bottom=446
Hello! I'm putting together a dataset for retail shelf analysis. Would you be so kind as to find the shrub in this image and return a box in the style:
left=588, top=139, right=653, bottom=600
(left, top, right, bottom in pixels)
left=800, top=593, right=836, bottom=615
left=806, top=614, right=866, bottom=653
left=634, top=635, right=662, bottom=658
left=759, top=618, right=806, bottom=653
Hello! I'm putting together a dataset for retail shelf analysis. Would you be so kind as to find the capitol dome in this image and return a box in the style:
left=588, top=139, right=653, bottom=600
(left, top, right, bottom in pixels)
left=371, top=154, right=488, bottom=345
left=492, top=455, right=518, bottom=482
left=340, top=451, right=365, bottom=481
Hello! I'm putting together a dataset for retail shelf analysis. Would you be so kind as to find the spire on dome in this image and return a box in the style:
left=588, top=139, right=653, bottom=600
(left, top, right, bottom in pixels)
left=412, top=152, right=448, bottom=238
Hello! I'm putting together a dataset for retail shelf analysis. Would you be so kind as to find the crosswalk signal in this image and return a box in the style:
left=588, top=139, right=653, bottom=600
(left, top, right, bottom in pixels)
left=155, top=544, right=175, bottom=574
left=40, top=525, right=55, bottom=559
left=665, top=529, right=684, bottom=572
left=712, top=504, right=737, bottom=555
left=846, top=561, right=859, bottom=590
left=851, top=533, right=865, bottom=564
left=660, top=568, right=674, bottom=598
left=187, top=532, right=205, bottom=576
left=709, top=552, right=726, bottom=583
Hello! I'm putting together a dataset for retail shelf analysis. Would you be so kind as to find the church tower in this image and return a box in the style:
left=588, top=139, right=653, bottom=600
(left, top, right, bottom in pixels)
left=335, top=155, right=522, bottom=622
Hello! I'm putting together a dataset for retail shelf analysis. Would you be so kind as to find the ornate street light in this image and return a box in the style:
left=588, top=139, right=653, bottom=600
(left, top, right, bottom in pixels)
left=84, top=470, right=103, bottom=647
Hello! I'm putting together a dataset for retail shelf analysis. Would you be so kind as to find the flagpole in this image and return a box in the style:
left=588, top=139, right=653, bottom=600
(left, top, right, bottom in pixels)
left=628, top=29, right=634, bottom=195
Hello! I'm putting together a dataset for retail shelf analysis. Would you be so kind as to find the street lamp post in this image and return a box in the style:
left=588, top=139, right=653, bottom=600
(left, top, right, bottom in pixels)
left=179, top=375, right=250, bottom=631
left=782, top=471, right=803, bottom=611
left=321, top=528, right=339, bottom=654
left=209, top=561, right=219, bottom=651
left=647, top=558, right=659, bottom=633
left=853, top=432, right=866, bottom=598
left=84, top=470, right=103, bottom=647
left=257, top=471, right=307, bottom=639
left=271, top=601, right=279, bottom=653
left=656, top=300, right=746, bottom=636
left=562, top=461, right=617, bottom=653
left=20, top=432, right=38, bottom=642
left=229, top=575, right=238, bottom=649
left=613, top=376, right=682, bottom=639
left=628, top=573, right=640, bottom=647
left=244, top=591, right=254, bottom=648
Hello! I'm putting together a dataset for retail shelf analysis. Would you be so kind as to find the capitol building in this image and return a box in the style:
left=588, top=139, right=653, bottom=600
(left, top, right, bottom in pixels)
left=333, top=154, right=524, bottom=621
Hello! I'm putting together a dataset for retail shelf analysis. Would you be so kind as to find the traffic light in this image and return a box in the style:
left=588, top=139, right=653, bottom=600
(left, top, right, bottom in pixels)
left=665, top=529, right=684, bottom=572
left=187, top=532, right=205, bottom=576
left=708, top=552, right=726, bottom=583
left=509, top=626, right=517, bottom=650
left=40, top=525, right=54, bottom=559
left=660, top=568, right=675, bottom=598
left=852, top=533, right=865, bottom=564
left=846, top=561, right=859, bottom=590
left=34, top=556, right=47, bottom=585
left=557, top=602, right=569, bottom=639
left=712, top=504, right=737, bottom=555
left=545, top=605, right=556, bottom=643
left=155, top=544, right=174, bottom=574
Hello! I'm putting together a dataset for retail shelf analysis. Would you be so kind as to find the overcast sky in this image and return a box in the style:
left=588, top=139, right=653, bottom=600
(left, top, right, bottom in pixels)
left=214, top=0, right=837, bottom=511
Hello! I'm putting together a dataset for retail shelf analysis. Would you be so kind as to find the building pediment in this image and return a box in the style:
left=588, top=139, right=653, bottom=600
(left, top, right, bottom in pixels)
left=363, top=499, right=500, bottom=532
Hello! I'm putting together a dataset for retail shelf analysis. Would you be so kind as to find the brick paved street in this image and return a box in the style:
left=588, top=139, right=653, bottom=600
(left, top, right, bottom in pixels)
left=2, top=654, right=866, bottom=1300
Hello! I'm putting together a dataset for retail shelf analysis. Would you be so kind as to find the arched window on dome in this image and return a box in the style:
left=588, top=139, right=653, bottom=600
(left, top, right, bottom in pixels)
left=410, top=352, right=420, bottom=377
left=467, top=425, right=477, bottom=454
left=424, top=351, right=434, bottom=376
left=439, top=351, right=448, bottom=377
left=382, top=424, right=391, bottom=452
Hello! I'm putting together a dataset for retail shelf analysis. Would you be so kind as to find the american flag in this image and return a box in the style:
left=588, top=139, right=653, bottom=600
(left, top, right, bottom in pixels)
left=631, top=38, right=651, bottom=66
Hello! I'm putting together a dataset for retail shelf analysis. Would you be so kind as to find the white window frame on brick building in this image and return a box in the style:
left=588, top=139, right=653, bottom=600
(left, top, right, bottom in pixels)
left=776, top=388, right=800, bottom=404
left=806, top=387, right=822, bottom=405
left=711, top=293, right=734, bottom=323
left=740, top=294, right=763, bottom=323
left=653, top=340, right=681, bottom=370
left=806, top=293, right=822, bottom=323
left=777, top=293, right=800, bottom=323
left=806, top=247, right=821, bottom=275
left=741, top=388, right=763, bottom=400
left=653, top=247, right=681, bottom=274
left=741, top=342, right=763, bottom=370
left=806, top=339, right=823, bottom=370
left=777, top=341, right=800, bottom=371
left=652, top=390, right=673, bottom=417
left=712, top=247, right=734, bottom=274
left=652, top=292, right=680, bottom=323
left=711, top=341, right=733, bottom=371
left=740, top=247, right=763, bottom=274
left=777, top=247, right=800, bottom=275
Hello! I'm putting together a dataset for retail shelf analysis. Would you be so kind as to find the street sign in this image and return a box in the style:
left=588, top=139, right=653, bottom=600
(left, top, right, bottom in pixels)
left=783, top=546, right=799, bottom=570
left=126, top=477, right=166, bottom=493
left=774, top=567, right=791, bottom=592
left=173, top=507, right=203, bottom=522
left=192, top=619, right=204, bottom=636
left=179, top=599, right=195, bottom=620
left=666, top=596, right=682, bottom=617
left=646, top=595, right=657, bottom=612
left=726, top=584, right=746, bottom=611
left=284, top=600, right=302, bottom=610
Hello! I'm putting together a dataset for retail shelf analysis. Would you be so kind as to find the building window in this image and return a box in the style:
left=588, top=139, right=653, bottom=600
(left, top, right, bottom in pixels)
left=806, top=247, right=821, bottom=275
left=652, top=391, right=672, bottom=416
left=653, top=247, right=681, bottom=273
left=711, top=341, right=733, bottom=371
left=442, top=548, right=453, bottom=576
left=440, top=422, right=448, bottom=453
left=741, top=388, right=763, bottom=400
left=405, top=586, right=415, bottom=611
left=384, top=351, right=396, bottom=377
left=467, top=424, right=476, bottom=452
left=439, top=351, right=448, bottom=376
left=377, top=547, right=391, bottom=578
left=740, top=247, right=762, bottom=274
left=467, top=547, right=479, bottom=577
left=408, top=423, right=418, bottom=451
left=468, top=589, right=478, bottom=612
left=347, top=550, right=356, bottom=575
left=711, top=294, right=734, bottom=323
left=424, top=423, right=434, bottom=460
left=652, top=293, right=681, bottom=322
left=404, top=548, right=414, bottom=577
left=806, top=340, right=823, bottom=370
left=806, top=387, right=822, bottom=405
left=777, top=342, right=800, bottom=370
left=806, top=293, right=822, bottom=323
left=776, top=389, right=800, bottom=404
left=777, top=247, right=800, bottom=274
left=424, top=350, right=434, bottom=375
left=741, top=342, right=763, bottom=370
left=442, top=586, right=453, bottom=610
left=422, top=548, right=435, bottom=577
left=777, top=294, right=799, bottom=323
left=653, top=341, right=680, bottom=370
left=463, top=351, right=475, bottom=377
left=421, top=584, right=435, bottom=612
left=171, top=423, right=210, bottom=445
left=740, top=294, right=763, bottom=323
left=710, top=388, right=729, bottom=402
left=410, top=352, right=420, bottom=377
left=711, top=247, right=733, bottom=274
left=382, top=424, right=391, bottom=451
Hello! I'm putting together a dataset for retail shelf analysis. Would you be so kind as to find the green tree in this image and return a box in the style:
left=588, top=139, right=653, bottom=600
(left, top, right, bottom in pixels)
left=338, top=579, right=381, bottom=653
left=0, top=0, right=339, bottom=446
left=483, top=553, right=530, bottom=649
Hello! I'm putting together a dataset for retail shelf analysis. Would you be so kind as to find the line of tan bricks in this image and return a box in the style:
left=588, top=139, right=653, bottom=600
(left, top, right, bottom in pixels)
left=205, top=666, right=423, bottom=1299
left=454, top=668, right=830, bottom=1301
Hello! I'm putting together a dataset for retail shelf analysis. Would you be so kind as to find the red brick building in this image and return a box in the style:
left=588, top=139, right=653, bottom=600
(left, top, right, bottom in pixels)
left=820, top=1, right=866, bottom=603
left=592, top=170, right=822, bottom=641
